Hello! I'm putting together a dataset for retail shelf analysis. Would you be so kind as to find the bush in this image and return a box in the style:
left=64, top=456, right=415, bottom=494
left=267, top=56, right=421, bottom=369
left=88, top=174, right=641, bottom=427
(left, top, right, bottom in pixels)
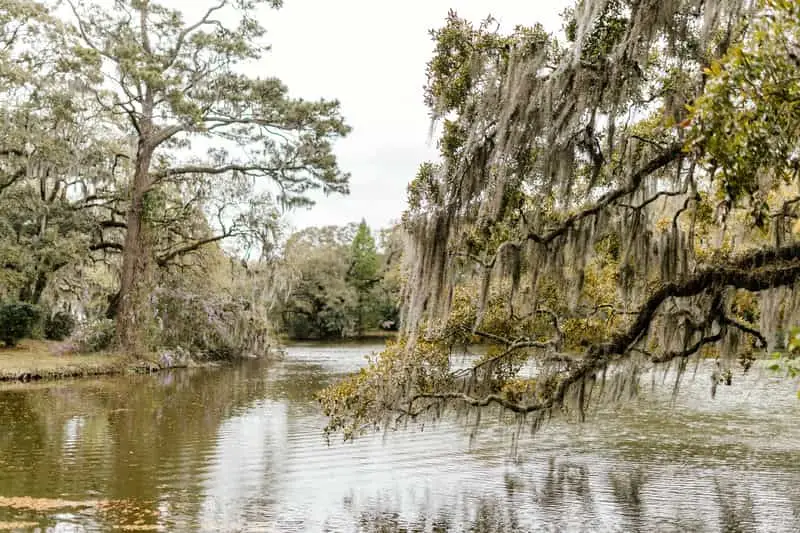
left=0, top=302, right=41, bottom=347
left=73, top=318, right=116, bottom=353
left=155, top=288, right=273, bottom=360
left=44, top=311, right=76, bottom=341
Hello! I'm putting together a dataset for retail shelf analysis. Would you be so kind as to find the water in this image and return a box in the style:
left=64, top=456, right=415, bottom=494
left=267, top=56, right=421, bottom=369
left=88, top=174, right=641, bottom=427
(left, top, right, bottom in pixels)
left=1, top=342, right=800, bottom=532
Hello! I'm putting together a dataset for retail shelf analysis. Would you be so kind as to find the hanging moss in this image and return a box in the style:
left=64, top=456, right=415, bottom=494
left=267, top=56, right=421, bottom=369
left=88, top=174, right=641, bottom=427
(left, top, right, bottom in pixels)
left=321, top=0, right=800, bottom=441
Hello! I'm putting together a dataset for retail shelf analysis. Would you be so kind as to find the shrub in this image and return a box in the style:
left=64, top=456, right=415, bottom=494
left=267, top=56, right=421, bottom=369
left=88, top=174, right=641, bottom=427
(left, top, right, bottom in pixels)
left=73, top=318, right=116, bottom=353
left=0, top=302, right=41, bottom=347
left=44, top=311, right=76, bottom=341
left=155, top=288, right=273, bottom=360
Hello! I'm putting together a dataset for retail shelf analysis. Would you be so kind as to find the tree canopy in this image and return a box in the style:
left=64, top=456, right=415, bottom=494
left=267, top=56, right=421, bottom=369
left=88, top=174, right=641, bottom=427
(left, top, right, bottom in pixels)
left=320, top=0, right=800, bottom=440
left=275, top=221, right=401, bottom=339
left=0, top=0, right=350, bottom=355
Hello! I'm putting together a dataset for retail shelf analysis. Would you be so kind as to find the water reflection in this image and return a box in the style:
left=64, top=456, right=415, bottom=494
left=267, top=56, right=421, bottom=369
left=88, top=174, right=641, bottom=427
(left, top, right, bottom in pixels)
left=0, top=344, right=798, bottom=531
left=715, top=480, right=756, bottom=533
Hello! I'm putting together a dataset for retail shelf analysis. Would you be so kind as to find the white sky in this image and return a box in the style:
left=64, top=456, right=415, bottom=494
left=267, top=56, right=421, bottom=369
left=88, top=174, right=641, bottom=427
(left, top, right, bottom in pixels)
left=262, top=0, right=569, bottom=232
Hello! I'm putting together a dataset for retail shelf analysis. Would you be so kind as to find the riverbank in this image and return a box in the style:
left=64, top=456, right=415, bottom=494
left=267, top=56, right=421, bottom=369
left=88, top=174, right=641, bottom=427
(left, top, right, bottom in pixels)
left=0, top=340, right=222, bottom=382
left=281, top=330, right=398, bottom=344
left=0, top=340, right=126, bottom=381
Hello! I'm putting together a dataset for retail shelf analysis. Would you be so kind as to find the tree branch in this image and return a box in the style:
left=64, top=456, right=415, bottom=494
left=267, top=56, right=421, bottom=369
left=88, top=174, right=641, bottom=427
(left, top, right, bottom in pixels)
left=151, top=163, right=308, bottom=183
left=720, top=312, right=767, bottom=348
left=412, top=244, right=800, bottom=416
left=0, top=168, right=25, bottom=196
left=156, top=233, right=231, bottom=267
left=164, top=0, right=227, bottom=69
left=411, top=391, right=538, bottom=414
left=651, top=332, right=724, bottom=363
left=526, top=143, right=683, bottom=245
left=100, top=220, right=127, bottom=229
left=619, top=188, right=687, bottom=210
left=89, top=242, right=124, bottom=252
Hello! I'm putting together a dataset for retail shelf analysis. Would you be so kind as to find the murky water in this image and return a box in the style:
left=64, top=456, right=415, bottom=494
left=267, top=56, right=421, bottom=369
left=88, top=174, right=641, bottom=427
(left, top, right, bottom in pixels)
left=0, top=342, right=799, bottom=532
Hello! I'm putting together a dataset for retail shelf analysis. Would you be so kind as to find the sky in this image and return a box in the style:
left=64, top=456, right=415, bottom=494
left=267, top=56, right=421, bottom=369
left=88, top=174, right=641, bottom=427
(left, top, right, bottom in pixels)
left=262, top=0, right=569, bottom=232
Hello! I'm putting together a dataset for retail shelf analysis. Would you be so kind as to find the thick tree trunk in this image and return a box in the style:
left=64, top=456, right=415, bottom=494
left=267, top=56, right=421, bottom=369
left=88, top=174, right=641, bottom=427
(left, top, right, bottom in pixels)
left=18, top=280, right=34, bottom=304
left=115, top=142, right=155, bottom=355
left=30, top=271, right=48, bottom=304
left=18, top=270, right=49, bottom=305
left=105, top=290, right=120, bottom=319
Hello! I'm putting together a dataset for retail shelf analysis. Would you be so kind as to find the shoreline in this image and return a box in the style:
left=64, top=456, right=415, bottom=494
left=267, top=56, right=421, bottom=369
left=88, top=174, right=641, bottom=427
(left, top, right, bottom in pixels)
left=0, top=340, right=271, bottom=383
left=280, top=331, right=398, bottom=344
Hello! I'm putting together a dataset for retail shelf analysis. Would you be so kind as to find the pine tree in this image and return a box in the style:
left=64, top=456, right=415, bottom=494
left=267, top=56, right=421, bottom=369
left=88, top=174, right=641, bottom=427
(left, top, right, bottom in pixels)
left=347, top=220, right=379, bottom=334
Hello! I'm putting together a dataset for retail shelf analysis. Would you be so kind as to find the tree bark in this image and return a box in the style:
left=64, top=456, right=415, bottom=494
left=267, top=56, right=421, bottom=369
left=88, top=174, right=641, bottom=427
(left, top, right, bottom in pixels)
left=30, top=270, right=48, bottom=305
left=105, top=290, right=120, bottom=319
left=115, top=138, right=155, bottom=355
left=18, top=269, right=53, bottom=305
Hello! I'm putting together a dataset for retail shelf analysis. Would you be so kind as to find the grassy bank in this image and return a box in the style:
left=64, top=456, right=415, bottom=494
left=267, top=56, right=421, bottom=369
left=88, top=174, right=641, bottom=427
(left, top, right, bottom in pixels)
left=0, top=340, right=153, bottom=382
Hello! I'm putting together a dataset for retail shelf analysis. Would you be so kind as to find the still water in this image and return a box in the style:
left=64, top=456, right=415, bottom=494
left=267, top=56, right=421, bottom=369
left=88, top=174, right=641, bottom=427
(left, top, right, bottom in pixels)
left=1, top=342, right=800, bottom=532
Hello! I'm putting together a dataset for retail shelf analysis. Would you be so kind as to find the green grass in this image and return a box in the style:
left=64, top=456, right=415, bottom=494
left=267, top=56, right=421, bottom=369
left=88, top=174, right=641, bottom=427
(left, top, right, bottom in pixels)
left=0, top=340, right=127, bottom=381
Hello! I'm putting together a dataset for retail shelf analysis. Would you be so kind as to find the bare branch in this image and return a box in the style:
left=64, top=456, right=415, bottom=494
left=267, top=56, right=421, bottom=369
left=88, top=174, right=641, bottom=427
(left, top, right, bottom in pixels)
left=629, top=134, right=669, bottom=149
left=165, top=1, right=227, bottom=69
left=651, top=332, right=724, bottom=363
left=619, top=188, right=687, bottom=210
left=0, top=168, right=26, bottom=196
left=99, top=220, right=127, bottom=229
left=65, top=0, right=113, bottom=61
left=411, top=391, right=539, bottom=414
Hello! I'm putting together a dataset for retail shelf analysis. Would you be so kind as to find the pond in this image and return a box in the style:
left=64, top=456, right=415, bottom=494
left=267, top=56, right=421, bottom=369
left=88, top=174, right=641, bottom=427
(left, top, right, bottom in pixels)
left=0, top=342, right=799, bottom=532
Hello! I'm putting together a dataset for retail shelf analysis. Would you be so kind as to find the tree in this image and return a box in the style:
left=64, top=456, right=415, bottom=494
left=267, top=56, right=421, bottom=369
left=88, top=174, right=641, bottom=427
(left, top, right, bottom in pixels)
left=373, top=223, right=405, bottom=329
left=277, top=224, right=360, bottom=339
left=274, top=222, right=402, bottom=339
left=320, top=0, right=800, bottom=440
left=0, top=0, right=123, bottom=307
left=61, top=0, right=351, bottom=354
left=347, top=220, right=380, bottom=334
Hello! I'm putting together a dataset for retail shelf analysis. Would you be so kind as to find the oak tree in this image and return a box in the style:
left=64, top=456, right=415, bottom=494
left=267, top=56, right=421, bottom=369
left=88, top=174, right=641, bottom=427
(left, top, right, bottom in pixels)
left=321, top=0, right=800, bottom=439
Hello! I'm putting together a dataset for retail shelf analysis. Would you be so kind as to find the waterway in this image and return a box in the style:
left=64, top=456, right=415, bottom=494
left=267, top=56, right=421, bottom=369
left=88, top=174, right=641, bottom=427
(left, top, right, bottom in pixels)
left=0, top=342, right=799, bottom=531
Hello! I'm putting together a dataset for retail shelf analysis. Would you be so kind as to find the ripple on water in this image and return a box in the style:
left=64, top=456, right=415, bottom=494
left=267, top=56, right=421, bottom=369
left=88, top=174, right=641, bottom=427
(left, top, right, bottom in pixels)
left=2, top=345, right=800, bottom=532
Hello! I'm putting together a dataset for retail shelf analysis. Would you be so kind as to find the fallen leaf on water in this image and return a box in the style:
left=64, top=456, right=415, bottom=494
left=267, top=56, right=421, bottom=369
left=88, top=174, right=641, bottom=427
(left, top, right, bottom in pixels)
left=0, top=496, right=113, bottom=511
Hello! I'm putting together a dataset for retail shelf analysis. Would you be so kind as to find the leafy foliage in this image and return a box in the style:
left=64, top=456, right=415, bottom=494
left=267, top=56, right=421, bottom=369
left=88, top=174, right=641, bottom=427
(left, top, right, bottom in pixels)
left=44, top=311, right=76, bottom=341
left=153, top=245, right=279, bottom=360
left=0, top=302, right=41, bottom=347
left=72, top=318, right=115, bottom=353
left=318, top=338, right=451, bottom=442
left=689, top=0, right=800, bottom=221
left=348, top=220, right=381, bottom=334
left=0, top=0, right=351, bottom=356
left=349, top=221, right=380, bottom=289
left=322, top=0, right=800, bottom=441
left=275, top=222, right=402, bottom=339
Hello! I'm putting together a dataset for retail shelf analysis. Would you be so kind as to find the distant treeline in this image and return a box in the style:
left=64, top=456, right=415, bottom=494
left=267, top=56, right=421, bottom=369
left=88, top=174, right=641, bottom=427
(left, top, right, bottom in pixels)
left=271, top=220, right=403, bottom=340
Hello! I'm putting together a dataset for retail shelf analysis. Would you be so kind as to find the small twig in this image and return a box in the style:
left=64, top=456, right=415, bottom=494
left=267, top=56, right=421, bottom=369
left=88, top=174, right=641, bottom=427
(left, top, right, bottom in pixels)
left=651, top=332, right=724, bottom=363
left=619, top=189, right=687, bottom=211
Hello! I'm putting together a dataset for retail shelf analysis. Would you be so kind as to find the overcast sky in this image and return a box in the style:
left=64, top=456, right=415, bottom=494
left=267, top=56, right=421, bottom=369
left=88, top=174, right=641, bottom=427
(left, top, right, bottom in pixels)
left=262, top=0, right=569, bottom=232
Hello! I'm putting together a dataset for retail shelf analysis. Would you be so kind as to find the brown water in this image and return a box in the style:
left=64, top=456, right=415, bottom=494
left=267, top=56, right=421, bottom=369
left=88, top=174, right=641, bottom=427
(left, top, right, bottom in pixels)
left=0, top=342, right=799, bottom=532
